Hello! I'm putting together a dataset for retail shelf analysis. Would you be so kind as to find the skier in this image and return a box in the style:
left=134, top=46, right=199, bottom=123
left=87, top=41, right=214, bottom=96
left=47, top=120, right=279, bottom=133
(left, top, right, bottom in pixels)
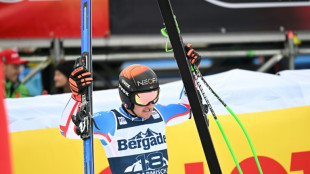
left=59, top=44, right=201, bottom=173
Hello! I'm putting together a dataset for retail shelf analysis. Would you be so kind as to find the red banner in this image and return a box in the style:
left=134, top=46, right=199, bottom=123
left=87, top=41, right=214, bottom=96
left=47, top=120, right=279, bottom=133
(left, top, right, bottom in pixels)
left=0, top=61, right=12, bottom=174
left=0, top=0, right=110, bottom=38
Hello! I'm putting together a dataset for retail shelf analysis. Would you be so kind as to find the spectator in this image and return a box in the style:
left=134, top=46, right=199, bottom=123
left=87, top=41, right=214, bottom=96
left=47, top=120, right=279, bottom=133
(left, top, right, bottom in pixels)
left=1, top=49, right=29, bottom=98
left=53, top=60, right=75, bottom=94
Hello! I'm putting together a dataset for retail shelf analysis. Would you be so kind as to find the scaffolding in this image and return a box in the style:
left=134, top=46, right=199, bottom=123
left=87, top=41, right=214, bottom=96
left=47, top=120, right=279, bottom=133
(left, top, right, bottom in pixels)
left=1, top=30, right=310, bottom=91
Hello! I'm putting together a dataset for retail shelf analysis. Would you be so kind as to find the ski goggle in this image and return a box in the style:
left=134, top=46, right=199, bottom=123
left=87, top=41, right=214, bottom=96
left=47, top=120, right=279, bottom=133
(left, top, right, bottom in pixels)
left=132, top=89, right=160, bottom=106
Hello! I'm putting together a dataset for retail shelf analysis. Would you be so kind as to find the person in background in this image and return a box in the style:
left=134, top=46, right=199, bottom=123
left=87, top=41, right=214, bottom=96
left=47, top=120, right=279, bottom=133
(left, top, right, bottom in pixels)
left=53, top=60, right=75, bottom=94
left=1, top=49, right=29, bottom=98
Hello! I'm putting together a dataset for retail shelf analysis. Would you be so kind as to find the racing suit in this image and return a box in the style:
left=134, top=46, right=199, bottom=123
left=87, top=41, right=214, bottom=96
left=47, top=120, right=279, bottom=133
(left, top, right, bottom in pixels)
left=60, top=88, right=190, bottom=174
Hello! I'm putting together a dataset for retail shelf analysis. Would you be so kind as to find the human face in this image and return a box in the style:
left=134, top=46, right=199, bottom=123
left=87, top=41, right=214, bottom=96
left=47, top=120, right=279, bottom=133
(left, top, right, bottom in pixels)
left=132, top=103, right=155, bottom=119
left=4, top=64, right=21, bottom=83
left=54, top=70, right=68, bottom=88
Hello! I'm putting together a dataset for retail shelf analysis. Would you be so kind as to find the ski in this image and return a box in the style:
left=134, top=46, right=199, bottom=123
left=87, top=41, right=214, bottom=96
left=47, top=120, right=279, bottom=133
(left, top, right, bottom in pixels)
left=156, top=0, right=222, bottom=173
left=80, top=0, right=94, bottom=173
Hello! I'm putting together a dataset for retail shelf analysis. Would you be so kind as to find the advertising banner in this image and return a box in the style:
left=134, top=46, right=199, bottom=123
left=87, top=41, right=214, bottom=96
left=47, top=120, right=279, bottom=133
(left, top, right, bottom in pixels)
left=0, top=0, right=110, bottom=38
left=109, top=0, right=310, bottom=34
left=0, top=59, right=12, bottom=174
left=6, top=69, right=310, bottom=173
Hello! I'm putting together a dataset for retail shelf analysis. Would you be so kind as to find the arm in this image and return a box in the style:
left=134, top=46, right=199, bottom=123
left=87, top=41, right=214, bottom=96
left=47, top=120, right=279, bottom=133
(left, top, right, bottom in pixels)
left=158, top=44, right=201, bottom=126
left=93, top=111, right=116, bottom=145
left=59, top=64, right=92, bottom=139
left=59, top=97, right=81, bottom=139
left=59, top=100, right=116, bottom=144
left=157, top=87, right=191, bottom=126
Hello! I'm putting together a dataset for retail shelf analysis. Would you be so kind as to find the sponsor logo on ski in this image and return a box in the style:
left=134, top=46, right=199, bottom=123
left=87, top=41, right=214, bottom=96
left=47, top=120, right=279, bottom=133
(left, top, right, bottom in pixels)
left=118, top=128, right=166, bottom=151
left=137, top=78, right=158, bottom=86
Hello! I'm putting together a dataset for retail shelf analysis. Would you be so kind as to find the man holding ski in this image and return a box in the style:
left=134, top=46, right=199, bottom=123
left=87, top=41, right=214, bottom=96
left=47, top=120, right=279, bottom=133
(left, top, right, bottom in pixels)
left=59, top=44, right=201, bottom=174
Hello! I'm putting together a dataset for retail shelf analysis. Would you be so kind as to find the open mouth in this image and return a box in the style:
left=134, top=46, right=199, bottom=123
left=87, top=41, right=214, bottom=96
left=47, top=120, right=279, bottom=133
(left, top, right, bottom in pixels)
left=143, top=108, right=151, bottom=112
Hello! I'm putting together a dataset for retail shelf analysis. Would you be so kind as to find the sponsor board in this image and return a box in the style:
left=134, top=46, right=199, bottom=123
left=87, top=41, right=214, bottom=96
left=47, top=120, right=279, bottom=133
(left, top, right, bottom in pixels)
left=0, top=0, right=109, bottom=38
left=9, top=106, right=310, bottom=173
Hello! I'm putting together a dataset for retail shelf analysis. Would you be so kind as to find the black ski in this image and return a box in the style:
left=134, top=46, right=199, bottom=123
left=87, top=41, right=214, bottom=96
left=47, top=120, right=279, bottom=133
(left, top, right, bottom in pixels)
left=156, top=0, right=222, bottom=173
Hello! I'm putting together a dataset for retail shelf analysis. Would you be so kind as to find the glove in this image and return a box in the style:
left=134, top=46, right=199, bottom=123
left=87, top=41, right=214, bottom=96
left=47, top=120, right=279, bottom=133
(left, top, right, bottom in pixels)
left=185, top=43, right=202, bottom=67
left=69, top=66, right=93, bottom=97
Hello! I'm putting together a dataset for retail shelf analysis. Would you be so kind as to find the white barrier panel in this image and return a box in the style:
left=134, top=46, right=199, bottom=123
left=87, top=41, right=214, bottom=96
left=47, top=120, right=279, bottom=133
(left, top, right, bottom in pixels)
left=6, top=69, right=310, bottom=174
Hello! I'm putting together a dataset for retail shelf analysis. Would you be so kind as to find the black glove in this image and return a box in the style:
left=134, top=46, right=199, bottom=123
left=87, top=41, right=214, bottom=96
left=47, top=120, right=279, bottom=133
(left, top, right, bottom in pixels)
left=185, top=43, right=202, bottom=67
left=69, top=66, right=93, bottom=97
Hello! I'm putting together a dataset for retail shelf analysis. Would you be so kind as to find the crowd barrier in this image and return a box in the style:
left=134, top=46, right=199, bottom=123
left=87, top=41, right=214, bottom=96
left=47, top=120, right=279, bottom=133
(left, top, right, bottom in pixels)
left=6, top=69, right=310, bottom=174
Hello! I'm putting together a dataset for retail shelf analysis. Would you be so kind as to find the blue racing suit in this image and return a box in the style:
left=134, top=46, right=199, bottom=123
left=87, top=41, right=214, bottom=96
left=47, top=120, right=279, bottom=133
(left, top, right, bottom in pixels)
left=60, top=89, right=190, bottom=174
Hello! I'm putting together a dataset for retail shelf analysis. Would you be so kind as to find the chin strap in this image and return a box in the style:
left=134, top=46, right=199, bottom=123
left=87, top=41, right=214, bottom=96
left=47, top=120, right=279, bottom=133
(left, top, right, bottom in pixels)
left=121, top=104, right=138, bottom=118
